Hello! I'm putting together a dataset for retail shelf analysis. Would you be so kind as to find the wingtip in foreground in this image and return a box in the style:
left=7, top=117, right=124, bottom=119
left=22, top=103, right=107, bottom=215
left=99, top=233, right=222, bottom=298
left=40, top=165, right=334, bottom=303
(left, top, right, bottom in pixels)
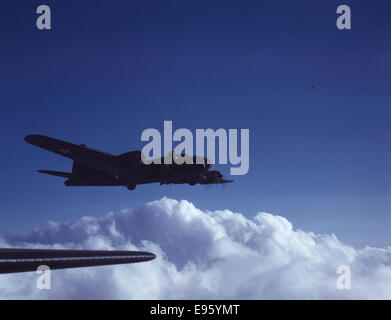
left=0, top=248, right=156, bottom=274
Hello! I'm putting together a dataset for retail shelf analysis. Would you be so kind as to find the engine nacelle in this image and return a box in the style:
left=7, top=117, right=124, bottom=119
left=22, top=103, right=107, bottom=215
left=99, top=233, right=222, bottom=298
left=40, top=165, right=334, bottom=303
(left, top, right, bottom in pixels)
left=198, top=170, right=223, bottom=184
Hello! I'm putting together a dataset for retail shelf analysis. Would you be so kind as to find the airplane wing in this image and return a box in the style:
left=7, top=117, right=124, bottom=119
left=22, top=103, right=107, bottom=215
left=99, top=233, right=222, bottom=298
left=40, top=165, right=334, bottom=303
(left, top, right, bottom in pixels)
left=0, top=248, right=156, bottom=274
left=25, top=135, right=115, bottom=171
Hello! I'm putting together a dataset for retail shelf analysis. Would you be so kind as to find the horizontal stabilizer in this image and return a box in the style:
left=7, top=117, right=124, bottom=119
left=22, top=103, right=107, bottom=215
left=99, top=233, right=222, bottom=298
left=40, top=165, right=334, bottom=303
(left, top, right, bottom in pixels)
left=0, top=248, right=156, bottom=274
left=38, top=170, right=72, bottom=178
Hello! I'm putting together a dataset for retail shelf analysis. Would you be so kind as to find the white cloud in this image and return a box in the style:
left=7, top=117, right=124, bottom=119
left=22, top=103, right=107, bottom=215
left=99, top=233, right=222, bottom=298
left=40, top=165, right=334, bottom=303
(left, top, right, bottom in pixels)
left=0, top=197, right=390, bottom=299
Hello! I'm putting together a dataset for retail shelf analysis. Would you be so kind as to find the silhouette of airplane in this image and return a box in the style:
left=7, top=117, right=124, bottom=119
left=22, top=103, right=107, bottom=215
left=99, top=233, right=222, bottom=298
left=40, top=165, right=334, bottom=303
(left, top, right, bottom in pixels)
left=25, top=135, right=233, bottom=191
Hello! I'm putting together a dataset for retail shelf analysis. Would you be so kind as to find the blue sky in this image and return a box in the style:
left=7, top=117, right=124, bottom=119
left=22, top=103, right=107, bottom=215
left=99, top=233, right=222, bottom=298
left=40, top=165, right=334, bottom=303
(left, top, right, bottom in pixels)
left=0, top=0, right=390, bottom=247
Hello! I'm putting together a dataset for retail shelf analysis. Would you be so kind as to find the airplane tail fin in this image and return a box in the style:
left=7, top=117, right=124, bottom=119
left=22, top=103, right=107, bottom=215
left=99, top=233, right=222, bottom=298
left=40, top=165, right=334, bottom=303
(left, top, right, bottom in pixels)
left=38, top=170, right=72, bottom=178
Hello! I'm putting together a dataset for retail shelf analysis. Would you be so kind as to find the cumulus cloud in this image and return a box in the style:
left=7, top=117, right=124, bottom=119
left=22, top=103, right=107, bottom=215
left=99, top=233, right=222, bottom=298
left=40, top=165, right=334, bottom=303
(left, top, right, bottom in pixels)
left=0, top=197, right=390, bottom=299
